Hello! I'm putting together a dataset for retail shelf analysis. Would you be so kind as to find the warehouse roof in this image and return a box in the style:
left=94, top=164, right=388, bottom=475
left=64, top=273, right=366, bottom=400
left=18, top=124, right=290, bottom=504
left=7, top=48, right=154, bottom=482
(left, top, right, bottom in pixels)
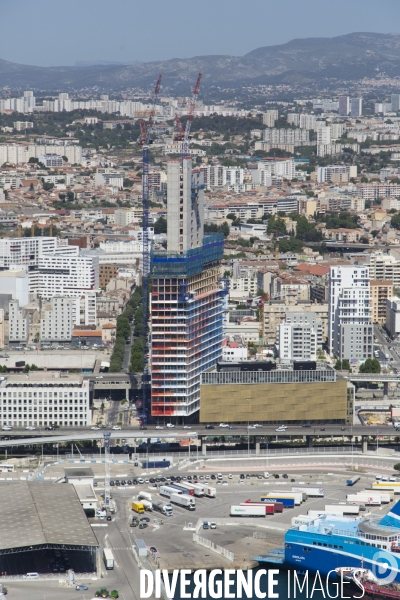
left=0, top=482, right=99, bottom=550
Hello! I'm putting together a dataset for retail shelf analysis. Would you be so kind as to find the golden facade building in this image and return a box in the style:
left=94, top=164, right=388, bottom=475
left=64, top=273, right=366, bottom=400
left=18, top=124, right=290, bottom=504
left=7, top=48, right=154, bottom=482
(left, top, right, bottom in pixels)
left=200, top=363, right=353, bottom=425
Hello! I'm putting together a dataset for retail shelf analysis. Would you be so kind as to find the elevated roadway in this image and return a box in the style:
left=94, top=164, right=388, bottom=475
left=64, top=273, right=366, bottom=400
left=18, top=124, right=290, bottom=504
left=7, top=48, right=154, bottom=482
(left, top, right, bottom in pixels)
left=0, top=424, right=398, bottom=448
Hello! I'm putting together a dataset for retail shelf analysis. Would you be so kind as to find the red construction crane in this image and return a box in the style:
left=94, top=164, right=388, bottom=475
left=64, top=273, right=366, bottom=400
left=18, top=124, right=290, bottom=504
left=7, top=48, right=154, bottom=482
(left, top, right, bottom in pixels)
left=173, top=115, right=185, bottom=142
left=182, top=73, right=202, bottom=156
left=139, top=74, right=162, bottom=146
left=148, top=73, right=162, bottom=129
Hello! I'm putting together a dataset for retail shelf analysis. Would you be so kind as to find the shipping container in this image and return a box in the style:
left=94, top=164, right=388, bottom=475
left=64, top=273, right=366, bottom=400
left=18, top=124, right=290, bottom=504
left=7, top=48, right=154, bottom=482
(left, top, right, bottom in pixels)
left=324, top=504, right=360, bottom=516
left=240, top=502, right=274, bottom=514
left=346, top=493, right=381, bottom=506
left=159, top=485, right=182, bottom=498
left=170, top=493, right=196, bottom=510
left=230, top=505, right=266, bottom=517
left=292, top=487, right=324, bottom=497
left=260, top=496, right=295, bottom=508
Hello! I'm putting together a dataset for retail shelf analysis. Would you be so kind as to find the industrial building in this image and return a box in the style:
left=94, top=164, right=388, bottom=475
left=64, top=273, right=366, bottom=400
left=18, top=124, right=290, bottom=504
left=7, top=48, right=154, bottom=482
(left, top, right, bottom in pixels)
left=0, top=482, right=98, bottom=575
left=150, top=157, right=225, bottom=420
left=200, top=362, right=353, bottom=425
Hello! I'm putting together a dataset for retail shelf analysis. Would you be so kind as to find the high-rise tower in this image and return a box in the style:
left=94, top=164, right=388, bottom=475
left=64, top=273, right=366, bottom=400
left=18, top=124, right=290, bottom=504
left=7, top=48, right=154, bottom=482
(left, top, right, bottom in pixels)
left=150, top=157, right=224, bottom=421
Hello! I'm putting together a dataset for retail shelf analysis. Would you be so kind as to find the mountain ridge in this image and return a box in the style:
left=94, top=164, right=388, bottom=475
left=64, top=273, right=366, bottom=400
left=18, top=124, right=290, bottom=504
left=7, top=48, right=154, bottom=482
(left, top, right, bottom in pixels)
left=1, top=32, right=400, bottom=92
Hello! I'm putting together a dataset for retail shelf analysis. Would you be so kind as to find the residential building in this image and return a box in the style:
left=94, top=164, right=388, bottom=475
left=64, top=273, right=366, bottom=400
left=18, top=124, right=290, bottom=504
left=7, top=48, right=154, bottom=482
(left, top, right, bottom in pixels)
left=0, top=237, right=57, bottom=270
left=370, top=280, right=393, bottom=325
left=328, top=265, right=372, bottom=360
left=278, top=321, right=317, bottom=360
left=317, top=125, right=331, bottom=146
left=338, top=96, right=350, bottom=116
left=350, top=98, right=363, bottom=117
left=221, top=337, right=248, bottom=362
left=368, top=252, right=400, bottom=287
left=114, top=208, right=143, bottom=226
left=9, top=299, right=29, bottom=342
left=40, top=297, right=73, bottom=342
left=0, top=372, right=91, bottom=427
left=392, top=94, right=400, bottom=113
left=263, top=300, right=328, bottom=346
left=262, top=110, right=278, bottom=127
left=150, top=157, right=224, bottom=420
left=386, top=297, right=400, bottom=339
left=38, top=154, right=63, bottom=168
left=94, top=170, right=124, bottom=189
left=317, top=165, right=357, bottom=183
left=0, top=269, right=29, bottom=306
left=37, top=255, right=96, bottom=300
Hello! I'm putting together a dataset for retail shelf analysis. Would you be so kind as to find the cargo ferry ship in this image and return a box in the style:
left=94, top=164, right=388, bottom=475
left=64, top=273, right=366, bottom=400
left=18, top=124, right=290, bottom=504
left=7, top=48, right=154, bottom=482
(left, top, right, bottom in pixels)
left=284, top=500, right=400, bottom=584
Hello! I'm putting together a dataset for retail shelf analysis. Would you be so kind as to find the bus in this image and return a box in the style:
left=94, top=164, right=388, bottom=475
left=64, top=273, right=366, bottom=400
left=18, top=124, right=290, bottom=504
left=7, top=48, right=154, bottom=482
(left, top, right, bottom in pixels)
left=346, top=476, right=360, bottom=486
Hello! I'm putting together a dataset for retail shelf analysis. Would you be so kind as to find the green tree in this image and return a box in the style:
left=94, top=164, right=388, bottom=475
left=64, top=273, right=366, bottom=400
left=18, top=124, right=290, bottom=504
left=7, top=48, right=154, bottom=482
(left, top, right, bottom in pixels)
left=359, top=358, right=381, bottom=374
left=267, top=216, right=286, bottom=236
left=154, top=216, right=167, bottom=234
left=391, top=214, right=400, bottom=230
left=116, top=316, right=130, bottom=340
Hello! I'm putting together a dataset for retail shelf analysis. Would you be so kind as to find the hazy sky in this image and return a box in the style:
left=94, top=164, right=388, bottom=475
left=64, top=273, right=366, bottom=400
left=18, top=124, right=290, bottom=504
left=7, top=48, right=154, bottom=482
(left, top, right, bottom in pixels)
left=1, top=0, right=400, bottom=67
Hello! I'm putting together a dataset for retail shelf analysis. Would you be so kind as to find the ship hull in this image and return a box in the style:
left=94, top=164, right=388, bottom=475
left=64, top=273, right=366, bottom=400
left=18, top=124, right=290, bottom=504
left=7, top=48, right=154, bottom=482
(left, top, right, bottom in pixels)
left=285, top=541, right=400, bottom=584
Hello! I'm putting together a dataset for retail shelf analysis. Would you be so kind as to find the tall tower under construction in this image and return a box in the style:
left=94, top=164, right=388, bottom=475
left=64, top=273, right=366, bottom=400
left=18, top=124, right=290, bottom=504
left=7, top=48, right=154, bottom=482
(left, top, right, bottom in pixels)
left=150, top=157, right=224, bottom=421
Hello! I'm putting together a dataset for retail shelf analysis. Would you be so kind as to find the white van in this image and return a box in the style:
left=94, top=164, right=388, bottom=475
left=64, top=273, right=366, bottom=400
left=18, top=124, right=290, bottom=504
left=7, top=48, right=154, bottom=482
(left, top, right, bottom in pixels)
left=217, top=473, right=223, bottom=480
left=23, top=573, right=39, bottom=579
left=264, top=472, right=270, bottom=479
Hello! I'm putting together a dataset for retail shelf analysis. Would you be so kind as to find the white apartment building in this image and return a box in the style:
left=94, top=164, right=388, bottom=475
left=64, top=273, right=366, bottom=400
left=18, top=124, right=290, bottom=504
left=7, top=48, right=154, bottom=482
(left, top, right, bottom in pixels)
left=99, top=240, right=143, bottom=253
left=277, top=197, right=299, bottom=214
left=38, top=154, right=63, bottom=168
left=230, top=276, right=258, bottom=299
left=368, top=252, right=400, bottom=287
left=317, top=165, right=357, bottom=183
left=114, top=208, right=143, bottom=227
left=37, top=255, right=96, bottom=300
left=328, top=265, right=373, bottom=360
left=263, top=129, right=309, bottom=144
left=358, top=184, right=400, bottom=201
left=0, top=373, right=91, bottom=427
left=41, top=297, right=73, bottom=342
left=9, top=300, right=29, bottom=342
left=262, top=110, right=278, bottom=127
left=0, top=269, right=29, bottom=306
left=199, top=165, right=244, bottom=190
left=287, top=114, right=317, bottom=130
left=94, top=171, right=124, bottom=189
left=317, top=125, right=331, bottom=146
left=278, top=322, right=317, bottom=360
left=0, top=237, right=57, bottom=270
left=0, top=144, right=82, bottom=165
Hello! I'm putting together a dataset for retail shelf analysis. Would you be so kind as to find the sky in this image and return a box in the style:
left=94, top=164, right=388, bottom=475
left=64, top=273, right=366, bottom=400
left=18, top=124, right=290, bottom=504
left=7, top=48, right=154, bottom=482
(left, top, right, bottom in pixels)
left=1, top=0, right=400, bottom=67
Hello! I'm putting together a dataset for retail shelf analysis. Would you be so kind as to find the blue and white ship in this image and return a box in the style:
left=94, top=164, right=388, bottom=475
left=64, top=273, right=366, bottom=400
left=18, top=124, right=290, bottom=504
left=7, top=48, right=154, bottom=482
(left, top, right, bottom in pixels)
left=284, top=500, right=400, bottom=583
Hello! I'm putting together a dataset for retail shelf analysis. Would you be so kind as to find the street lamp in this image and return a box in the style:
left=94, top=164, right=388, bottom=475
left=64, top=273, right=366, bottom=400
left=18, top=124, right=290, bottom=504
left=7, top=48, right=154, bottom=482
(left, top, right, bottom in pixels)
left=246, top=398, right=250, bottom=457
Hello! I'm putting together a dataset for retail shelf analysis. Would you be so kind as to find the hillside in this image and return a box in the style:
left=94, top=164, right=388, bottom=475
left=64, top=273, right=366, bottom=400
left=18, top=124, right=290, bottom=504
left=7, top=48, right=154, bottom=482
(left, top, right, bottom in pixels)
left=1, top=32, right=400, bottom=92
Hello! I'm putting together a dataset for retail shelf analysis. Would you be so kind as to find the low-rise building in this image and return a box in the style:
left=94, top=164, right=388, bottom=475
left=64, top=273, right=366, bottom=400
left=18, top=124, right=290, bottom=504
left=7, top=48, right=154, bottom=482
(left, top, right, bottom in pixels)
left=0, top=372, right=91, bottom=427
